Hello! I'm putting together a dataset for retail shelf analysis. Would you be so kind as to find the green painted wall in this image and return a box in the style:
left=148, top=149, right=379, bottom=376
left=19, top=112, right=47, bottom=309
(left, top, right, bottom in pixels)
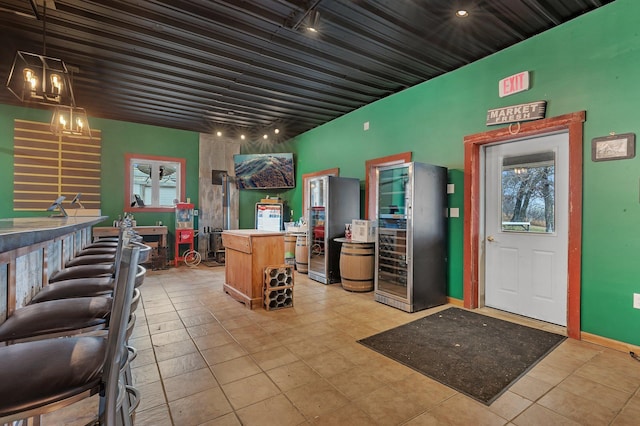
left=240, top=0, right=640, bottom=345
left=447, top=170, right=464, bottom=300
left=2, top=0, right=639, bottom=345
left=0, top=105, right=55, bottom=218
left=0, top=104, right=200, bottom=253
left=88, top=116, right=200, bottom=233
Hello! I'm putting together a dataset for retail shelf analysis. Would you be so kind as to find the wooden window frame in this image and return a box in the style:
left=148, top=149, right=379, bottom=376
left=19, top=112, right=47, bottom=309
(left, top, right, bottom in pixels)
left=365, top=152, right=412, bottom=219
left=125, top=153, right=186, bottom=213
left=301, top=168, right=340, bottom=220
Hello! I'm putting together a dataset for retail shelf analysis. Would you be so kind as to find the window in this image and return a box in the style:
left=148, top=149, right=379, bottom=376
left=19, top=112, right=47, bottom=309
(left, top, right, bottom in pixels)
left=125, top=153, right=186, bottom=212
left=501, top=151, right=555, bottom=233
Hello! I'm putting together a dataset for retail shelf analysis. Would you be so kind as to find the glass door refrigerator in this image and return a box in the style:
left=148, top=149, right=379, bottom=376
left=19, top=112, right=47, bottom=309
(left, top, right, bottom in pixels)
left=375, top=162, right=447, bottom=312
left=308, top=175, right=360, bottom=284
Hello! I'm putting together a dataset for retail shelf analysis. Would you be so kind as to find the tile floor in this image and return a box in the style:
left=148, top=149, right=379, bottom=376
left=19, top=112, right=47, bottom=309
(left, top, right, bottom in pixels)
left=46, top=265, right=640, bottom=425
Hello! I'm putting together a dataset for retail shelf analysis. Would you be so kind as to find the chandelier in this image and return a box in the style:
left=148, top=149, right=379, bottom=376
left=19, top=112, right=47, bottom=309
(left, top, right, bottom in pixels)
left=50, top=105, right=91, bottom=138
left=6, top=51, right=74, bottom=107
left=5, top=0, right=91, bottom=138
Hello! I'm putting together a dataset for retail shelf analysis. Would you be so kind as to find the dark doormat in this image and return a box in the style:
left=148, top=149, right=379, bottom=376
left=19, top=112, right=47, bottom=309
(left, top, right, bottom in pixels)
left=358, top=307, right=566, bottom=405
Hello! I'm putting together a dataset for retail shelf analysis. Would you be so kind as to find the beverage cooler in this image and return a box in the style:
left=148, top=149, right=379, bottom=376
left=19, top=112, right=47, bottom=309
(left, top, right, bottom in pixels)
left=375, top=162, right=447, bottom=312
left=255, top=202, right=286, bottom=231
left=307, top=176, right=360, bottom=284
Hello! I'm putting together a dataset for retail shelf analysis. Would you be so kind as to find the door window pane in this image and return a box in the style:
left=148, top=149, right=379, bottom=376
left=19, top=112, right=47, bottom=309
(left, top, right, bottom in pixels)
left=501, top=151, right=555, bottom=233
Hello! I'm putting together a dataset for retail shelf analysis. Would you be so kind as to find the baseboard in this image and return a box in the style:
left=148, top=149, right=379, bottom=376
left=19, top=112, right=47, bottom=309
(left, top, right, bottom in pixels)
left=445, top=298, right=639, bottom=355
left=446, top=297, right=464, bottom=307
left=581, top=331, right=640, bottom=354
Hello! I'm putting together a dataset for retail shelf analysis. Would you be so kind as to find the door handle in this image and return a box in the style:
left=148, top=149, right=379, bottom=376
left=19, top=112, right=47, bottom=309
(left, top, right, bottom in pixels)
left=487, top=236, right=495, bottom=242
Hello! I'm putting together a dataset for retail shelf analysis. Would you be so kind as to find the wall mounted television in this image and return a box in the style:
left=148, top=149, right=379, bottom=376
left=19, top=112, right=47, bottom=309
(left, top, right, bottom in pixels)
left=233, top=153, right=295, bottom=190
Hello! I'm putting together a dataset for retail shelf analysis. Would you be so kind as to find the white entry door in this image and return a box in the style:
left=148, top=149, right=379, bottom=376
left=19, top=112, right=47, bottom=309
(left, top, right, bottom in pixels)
left=484, top=132, right=569, bottom=326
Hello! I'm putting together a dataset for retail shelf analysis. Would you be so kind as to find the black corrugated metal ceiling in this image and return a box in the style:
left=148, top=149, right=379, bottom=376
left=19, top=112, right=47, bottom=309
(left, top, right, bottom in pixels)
left=0, top=0, right=614, bottom=140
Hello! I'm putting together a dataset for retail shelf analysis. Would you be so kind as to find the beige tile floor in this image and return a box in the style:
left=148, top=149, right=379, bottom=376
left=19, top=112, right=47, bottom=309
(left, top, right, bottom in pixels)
left=45, top=265, right=640, bottom=425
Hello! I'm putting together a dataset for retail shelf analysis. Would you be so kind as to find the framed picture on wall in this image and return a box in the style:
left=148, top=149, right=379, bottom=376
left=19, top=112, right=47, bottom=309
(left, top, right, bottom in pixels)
left=591, top=133, right=635, bottom=161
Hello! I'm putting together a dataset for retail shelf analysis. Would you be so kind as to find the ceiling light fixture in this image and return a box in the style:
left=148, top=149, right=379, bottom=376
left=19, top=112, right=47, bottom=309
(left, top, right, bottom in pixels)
left=8, top=0, right=92, bottom=138
left=274, top=128, right=280, bottom=134
left=263, top=134, right=268, bottom=140
left=240, top=134, right=245, bottom=140
left=7, top=51, right=74, bottom=107
left=50, top=105, right=91, bottom=138
left=6, top=1, right=74, bottom=107
left=456, top=10, right=469, bottom=18
left=216, top=131, right=222, bottom=137
left=306, top=10, right=320, bottom=32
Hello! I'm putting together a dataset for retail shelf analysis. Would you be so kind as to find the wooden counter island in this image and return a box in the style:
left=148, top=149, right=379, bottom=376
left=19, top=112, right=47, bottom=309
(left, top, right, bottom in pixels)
left=221, top=229, right=285, bottom=309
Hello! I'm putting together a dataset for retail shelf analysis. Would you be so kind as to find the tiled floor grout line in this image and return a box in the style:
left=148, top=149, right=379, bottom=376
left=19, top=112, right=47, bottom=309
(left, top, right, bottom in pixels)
left=127, top=267, right=640, bottom=426
left=193, top=280, right=362, bottom=425
left=139, top=285, right=178, bottom=426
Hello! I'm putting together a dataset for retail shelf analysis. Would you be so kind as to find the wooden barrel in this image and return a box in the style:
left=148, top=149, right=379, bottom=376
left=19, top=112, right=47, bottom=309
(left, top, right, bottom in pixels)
left=284, top=234, right=297, bottom=260
left=340, top=242, right=375, bottom=292
left=295, top=235, right=308, bottom=274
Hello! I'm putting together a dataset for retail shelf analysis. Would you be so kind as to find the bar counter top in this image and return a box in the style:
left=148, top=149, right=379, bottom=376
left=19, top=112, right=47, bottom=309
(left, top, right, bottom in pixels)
left=0, top=216, right=107, bottom=253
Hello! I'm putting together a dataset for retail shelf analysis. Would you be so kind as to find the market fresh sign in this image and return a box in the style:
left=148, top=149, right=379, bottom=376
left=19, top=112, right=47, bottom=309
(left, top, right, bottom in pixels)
left=486, top=101, right=546, bottom=126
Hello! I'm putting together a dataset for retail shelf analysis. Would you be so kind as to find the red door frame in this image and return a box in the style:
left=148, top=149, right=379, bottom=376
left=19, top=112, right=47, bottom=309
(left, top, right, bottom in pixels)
left=463, top=111, right=585, bottom=339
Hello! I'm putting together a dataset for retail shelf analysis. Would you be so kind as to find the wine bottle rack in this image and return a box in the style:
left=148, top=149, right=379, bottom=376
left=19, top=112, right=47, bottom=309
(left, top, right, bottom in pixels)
left=263, top=264, right=294, bottom=311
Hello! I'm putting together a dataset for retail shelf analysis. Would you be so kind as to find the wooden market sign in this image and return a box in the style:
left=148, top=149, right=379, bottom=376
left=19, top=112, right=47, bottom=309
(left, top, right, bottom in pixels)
left=486, top=100, right=546, bottom=126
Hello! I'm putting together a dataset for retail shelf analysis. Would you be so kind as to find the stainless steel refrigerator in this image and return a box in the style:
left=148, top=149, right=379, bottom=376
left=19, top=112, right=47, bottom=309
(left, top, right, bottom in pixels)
left=307, top=175, right=360, bottom=284
left=375, top=162, right=447, bottom=312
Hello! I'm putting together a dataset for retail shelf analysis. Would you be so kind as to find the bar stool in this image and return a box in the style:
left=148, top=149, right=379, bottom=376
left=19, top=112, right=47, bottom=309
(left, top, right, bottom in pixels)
left=66, top=253, right=116, bottom=267
left=27, top=228, right=145, bottom=309
left=0, top=244, right=150, bottom=344
left=30, top=266, right=146, bottom=303
left=49, top=228, right=142, bottom=282
left=0, top=243, right=142, bottom=425
left=76, top=246, right=119, bottom=256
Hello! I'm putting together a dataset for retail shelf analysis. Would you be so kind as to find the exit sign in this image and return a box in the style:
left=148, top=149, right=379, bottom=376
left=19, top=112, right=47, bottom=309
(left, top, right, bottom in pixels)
left=499, top=71, right=530, bottom=97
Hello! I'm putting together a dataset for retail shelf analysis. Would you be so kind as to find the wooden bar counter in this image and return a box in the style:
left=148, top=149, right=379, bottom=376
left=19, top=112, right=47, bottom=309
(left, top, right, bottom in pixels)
left=0, top=216, right=106, bottom=325
left=221, top=229, right=285, bottom=309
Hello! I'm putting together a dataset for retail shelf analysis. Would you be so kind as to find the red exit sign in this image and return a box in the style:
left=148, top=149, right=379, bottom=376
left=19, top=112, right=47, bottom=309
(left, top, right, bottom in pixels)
left=499, top=71, right=530, bottom=97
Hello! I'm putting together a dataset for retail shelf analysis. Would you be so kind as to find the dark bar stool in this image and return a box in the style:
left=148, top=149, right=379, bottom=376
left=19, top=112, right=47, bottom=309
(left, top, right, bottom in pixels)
left=30, top=266, right=146, bottom=303
left=0, top=243, right=150, bottom=344
left=66, top=253, right=116, bottom=267
left=50, top=227, right=141, bottom=282
left=75, top=246, right=119, bottom=256
left=26, top=225, right=144, bottom=310
left=0, top=243, right=143, bottom=425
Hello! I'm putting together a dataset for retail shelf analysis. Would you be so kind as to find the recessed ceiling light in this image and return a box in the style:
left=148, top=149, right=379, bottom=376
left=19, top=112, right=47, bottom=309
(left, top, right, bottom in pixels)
left=306, top=10, right=320, bottom=32
left=216, top=131, right=222, bottom=137
left=274, top=128, right=280, bottom=134
left=456, top=10, right=469, bottom=18
left=240, top=134, right=245, bottom=140
left=263, top=134, right=268, bottom=140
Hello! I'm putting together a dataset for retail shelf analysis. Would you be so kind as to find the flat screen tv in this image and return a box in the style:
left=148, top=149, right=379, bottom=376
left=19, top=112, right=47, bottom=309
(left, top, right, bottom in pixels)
left=233, top=153, right=295, bottom=190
